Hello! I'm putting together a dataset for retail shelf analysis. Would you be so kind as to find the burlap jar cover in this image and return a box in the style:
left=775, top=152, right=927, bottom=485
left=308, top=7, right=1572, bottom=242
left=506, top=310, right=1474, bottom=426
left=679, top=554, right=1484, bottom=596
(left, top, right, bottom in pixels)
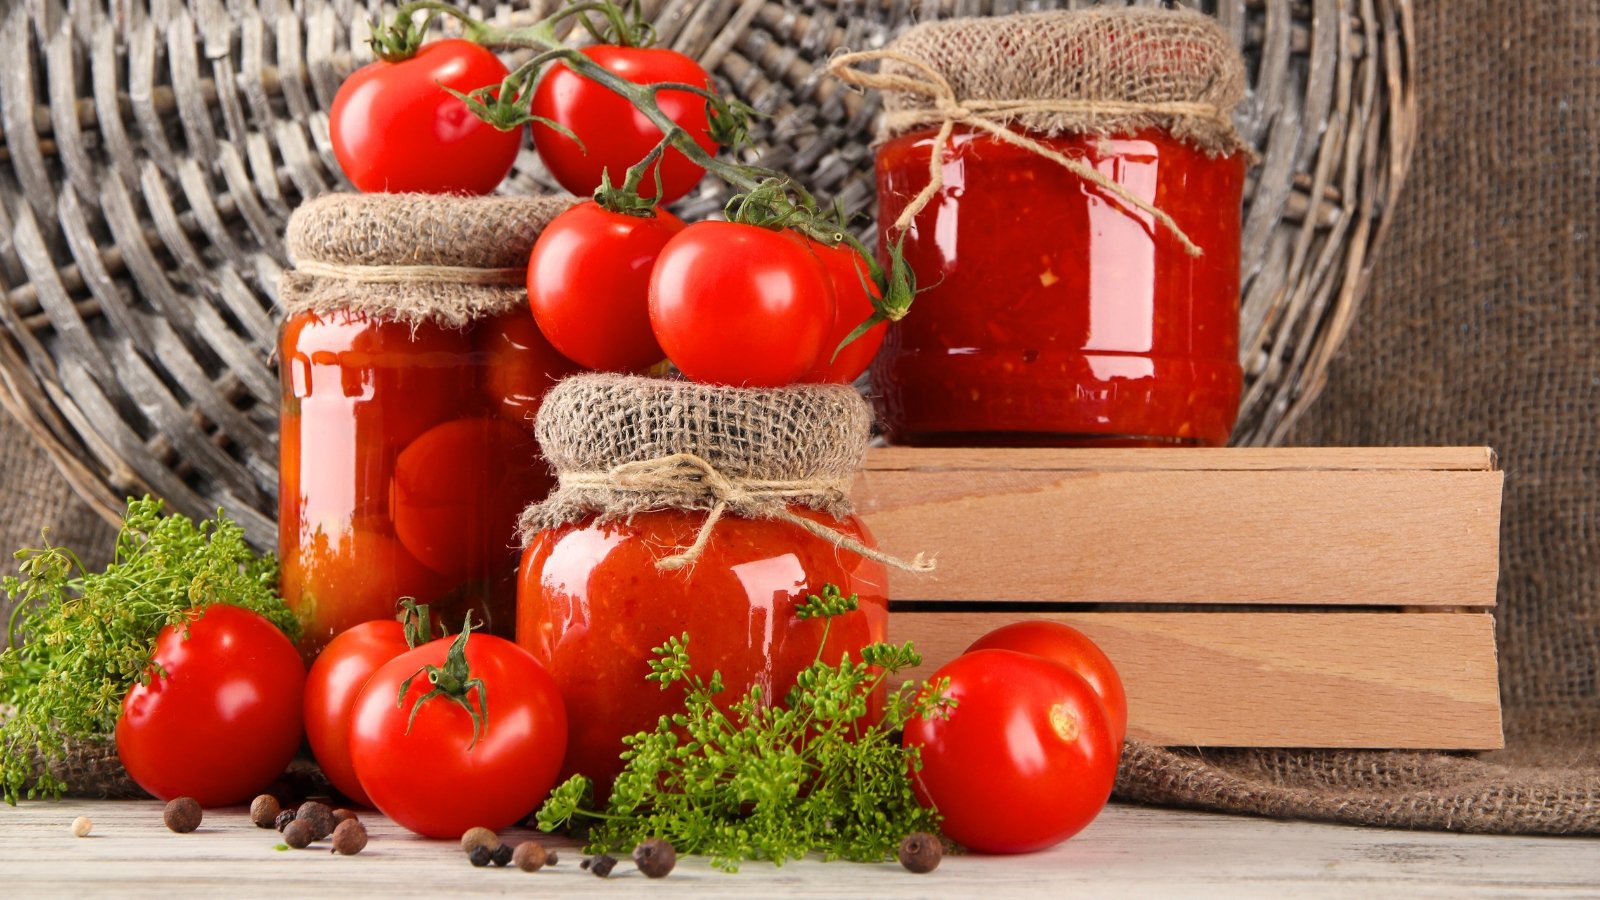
left=520, top=373, right=932, bottom=574
left=830, top=7, right=1251, bottom=255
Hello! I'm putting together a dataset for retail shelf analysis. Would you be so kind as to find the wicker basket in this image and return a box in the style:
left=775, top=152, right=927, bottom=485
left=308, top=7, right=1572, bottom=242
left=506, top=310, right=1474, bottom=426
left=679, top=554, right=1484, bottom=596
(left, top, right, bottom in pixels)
left=0, top=0, right=1415, bottom=549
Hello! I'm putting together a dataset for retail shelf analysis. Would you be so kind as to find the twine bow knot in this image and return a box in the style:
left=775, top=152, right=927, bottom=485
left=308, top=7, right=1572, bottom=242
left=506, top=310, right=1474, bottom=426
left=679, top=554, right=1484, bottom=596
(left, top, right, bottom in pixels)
left=829, top=49, right=1223, bottom=256
left=561, top=452, right=935, bottom=574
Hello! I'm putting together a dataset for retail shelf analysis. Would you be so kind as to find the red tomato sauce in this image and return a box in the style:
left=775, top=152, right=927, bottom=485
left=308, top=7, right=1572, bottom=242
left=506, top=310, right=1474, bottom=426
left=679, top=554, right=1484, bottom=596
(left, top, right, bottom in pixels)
left=873, top=126, right=1247, bottom=446
left=279, top=308, right=577, bottom=657
left=516, top=508, right=889, bottom=794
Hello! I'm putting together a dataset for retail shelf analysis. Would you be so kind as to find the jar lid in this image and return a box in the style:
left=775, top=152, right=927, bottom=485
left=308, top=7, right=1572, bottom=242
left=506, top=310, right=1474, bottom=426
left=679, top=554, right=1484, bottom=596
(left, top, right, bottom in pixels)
left=862, top=8, right=1248, bottom=155
left=280, top=192, right=577, bottom=328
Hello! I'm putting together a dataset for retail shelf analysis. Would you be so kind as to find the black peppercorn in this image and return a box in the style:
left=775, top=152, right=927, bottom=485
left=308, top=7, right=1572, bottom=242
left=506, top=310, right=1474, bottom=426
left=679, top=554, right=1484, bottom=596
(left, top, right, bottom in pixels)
left=582, top=854, right=618, bottom=878
left=295, top=801, right=336, bottom=841
left=490, top=844, right=513, bottom=867
left=331, top=819, right=368, bottom=856
left=274, top=809, right=297, bottom=832
left=249, top=794, right=281, bottom=829
left=547, top=850, right=559, bottom=865
left=162, top=797, right=202, bottom=834
left=468, top=845, right=493, bottom=867
left=512, top=841, right=548, bottom=872
left=897, top=832, right=942, bottom=874
left=632, top=838, right=676, bottom=878
left=283, top=819, right=315, bottom=850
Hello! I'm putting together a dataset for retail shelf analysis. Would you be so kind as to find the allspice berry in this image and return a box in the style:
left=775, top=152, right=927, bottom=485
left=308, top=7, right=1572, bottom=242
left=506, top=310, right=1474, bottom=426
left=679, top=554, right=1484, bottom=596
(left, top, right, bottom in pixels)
left=295, top=800, right=336, bottom=841
left=331, top=819, right=368, bottom=856
left=632, top=838, right=676, bottom=878
left=512, top=841, right=548, bottom=872
left=468, top=845, right=493, bottom=867
left=162, top=797, right=202, bottom=834
left=460, top=826, right=499, bottom=855
left=283, top=819, right=315, bottom=849
left=332, top=808, right=358, bottom=826
left=897, top=832, right=942, bottom=874
left=71, top=816, right=93, bottom=838
left=249, top=794, right=281, bottom=829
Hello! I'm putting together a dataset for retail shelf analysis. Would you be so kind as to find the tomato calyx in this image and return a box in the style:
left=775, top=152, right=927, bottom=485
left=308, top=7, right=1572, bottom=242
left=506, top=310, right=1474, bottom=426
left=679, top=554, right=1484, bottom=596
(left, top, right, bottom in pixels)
left=396, top=598, right=436, bottom=650
left=396, top=614, right=489, bottom=750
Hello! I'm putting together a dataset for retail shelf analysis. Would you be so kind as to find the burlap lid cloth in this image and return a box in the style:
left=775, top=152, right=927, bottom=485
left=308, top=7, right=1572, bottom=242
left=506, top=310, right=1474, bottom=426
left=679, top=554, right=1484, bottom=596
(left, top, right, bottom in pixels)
left=280, top=192, right=578, bottom=328
left=520, top=373, right=933, bottom=574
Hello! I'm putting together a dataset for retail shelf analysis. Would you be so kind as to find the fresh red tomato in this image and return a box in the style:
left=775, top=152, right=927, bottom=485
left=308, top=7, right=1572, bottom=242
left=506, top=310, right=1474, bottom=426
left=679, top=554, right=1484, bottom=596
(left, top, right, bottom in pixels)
left=528, top=46, right=717, bottom=203
left=475, top=309, right=585, bottom=429
left=966, top=620, right=1128, bottom=747
left=330, top=39, right=522, bottom=195
left=349, top=629, right=567, bottom=838
left=649, top=222, right=835, bottom=386
left=115, top=605, right=306, bottom=807
left=527, top=201, right=684, bottom=372
left=390, top=418, right=550, bottom=580
left=304, top=619, right=414, bottom=807
left=282, top=529, right=451, bottom=657
left=903, top=649, right=1118, bottom=854
left=791, top=237, right=888, bottom=384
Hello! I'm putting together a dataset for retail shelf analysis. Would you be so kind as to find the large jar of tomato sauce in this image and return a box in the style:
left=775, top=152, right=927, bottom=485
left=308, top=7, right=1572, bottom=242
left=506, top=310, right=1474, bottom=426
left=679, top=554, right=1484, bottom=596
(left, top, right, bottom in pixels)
left=516, top=375, right=903, bottom=792
left=848, top=9, right=1251, bottom=446
left=278, top=193, right=582, bottom=656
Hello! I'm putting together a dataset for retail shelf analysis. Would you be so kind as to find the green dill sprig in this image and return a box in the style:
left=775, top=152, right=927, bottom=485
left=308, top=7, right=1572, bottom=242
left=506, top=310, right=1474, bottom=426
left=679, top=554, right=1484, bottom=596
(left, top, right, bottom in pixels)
left=535, top=584, right=954, bottom=872
left=0, top=497, right=296, bottom=804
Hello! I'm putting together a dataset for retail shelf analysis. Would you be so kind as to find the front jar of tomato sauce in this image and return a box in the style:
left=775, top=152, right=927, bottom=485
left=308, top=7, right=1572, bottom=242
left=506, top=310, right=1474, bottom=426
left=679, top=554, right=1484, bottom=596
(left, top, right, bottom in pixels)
left=278, top=193, right=582, bottom=656
left=516, top=375, right=901, bottom=793
left=857, top=9, right=1252, bottom=446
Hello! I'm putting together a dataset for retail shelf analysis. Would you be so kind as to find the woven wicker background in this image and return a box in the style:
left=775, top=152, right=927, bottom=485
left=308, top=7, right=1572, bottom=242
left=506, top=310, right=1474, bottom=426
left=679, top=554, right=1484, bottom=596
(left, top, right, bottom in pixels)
left=0, top=0, right=1414, bottom=549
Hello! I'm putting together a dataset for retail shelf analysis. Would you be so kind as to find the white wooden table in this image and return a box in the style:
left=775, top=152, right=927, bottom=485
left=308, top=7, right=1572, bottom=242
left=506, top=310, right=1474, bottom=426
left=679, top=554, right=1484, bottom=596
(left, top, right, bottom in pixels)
left=3, top=800, right=1596, bottom=897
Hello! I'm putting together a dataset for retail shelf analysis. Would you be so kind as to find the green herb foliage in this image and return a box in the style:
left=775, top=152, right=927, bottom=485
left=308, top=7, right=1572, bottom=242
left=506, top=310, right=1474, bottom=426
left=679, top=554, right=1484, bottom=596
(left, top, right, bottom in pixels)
left=0, top=497, right=295, bottom=803
left=536, top=584, right=953, bottom=872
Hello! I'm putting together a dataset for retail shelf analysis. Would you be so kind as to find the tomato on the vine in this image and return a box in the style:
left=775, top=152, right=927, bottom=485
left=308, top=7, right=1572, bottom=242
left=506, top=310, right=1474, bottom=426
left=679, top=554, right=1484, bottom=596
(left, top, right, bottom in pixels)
left=115, top=605, right=306, bottom=807
left=903, top=649, right=1118, bottom=854
left=529, top=46, right=717, bottom=203
left=304, top=617, right=416, bottom=807
left=349, top=627, right=567, bottom=838
left=966, top=620, right=1128, bottom=746
left=527, top=201, right=684, bottom=372
left=649, top=222, right=835, bottom=387
left=331, top=39, right=523, bottom=195
left=789, top=236, right=888, bottom=384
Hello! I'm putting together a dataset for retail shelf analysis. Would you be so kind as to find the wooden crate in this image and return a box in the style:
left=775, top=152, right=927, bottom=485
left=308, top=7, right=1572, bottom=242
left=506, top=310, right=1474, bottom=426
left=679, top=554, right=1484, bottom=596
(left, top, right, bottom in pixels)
left=853, top=447, right=1505, bottom=750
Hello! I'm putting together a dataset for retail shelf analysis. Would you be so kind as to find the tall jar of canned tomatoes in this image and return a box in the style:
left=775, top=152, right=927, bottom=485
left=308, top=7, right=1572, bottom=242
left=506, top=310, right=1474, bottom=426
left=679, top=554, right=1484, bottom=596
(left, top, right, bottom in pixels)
left=515, top=374, right=904, bottom=793
left=840, top=8, right=1252, bottom=447
left=278, top=193, right=583, bottom=656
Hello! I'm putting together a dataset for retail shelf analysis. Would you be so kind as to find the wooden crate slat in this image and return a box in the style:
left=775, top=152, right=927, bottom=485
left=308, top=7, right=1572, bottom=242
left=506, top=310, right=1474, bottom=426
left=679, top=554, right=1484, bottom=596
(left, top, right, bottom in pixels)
left=892, top=611, right=1505, bottom=750
left=856, top=465, right=1502, bottom=606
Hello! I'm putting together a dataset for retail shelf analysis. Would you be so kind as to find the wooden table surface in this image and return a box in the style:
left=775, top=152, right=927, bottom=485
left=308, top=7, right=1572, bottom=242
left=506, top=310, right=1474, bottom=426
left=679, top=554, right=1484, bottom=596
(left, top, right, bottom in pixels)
left=4, top=800, right=1597, bottom=897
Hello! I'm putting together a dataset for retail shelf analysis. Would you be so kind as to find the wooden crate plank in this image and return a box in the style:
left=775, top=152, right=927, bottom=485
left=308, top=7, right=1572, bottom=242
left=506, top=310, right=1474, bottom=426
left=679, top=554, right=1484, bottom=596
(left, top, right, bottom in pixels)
left=865, top=446, right=1499, bottom=473
left=892, top=611, right=1504, bottom=750
left=856, top=468, right=1502, bottom=606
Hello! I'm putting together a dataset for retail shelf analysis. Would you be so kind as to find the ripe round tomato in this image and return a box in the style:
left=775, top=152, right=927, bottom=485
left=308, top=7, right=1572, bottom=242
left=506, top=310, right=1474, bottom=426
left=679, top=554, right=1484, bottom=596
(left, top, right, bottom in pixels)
left=349, top=630, right=567, bottom=838
left=304, top=619, right=413, bottom=807
left=528, top=45, right=717, bottom=203
left=475, top=309, right=585, bottom=429
left=966, top=620, right=1128, bottom=747
left=792, top=237, right=888, bottom=384
left=391, top=418, right=550, bottom=580
left=903, top=649, right=1118, bottom=854
left=282, top=528, right=451, bottom=657
left=115, top=604, right=306, bottom=807
left=331, top=39, right=523, bottom=195
left=649, top=222, right=835, bottom=386
left=527, top=201, right=684, bottom=372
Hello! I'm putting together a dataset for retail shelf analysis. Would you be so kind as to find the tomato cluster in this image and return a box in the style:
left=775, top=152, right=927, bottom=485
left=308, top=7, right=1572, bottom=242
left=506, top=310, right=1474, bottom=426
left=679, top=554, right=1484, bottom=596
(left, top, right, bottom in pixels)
left=903, top=621, right=1127, bottom=854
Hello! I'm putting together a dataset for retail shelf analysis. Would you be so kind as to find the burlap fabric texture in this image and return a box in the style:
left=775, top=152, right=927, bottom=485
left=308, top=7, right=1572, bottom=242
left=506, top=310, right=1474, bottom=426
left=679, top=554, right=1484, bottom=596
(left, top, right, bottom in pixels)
left=1116, top=3, right=1600, bottom=835
left=281, top=192, right=577, bottom=329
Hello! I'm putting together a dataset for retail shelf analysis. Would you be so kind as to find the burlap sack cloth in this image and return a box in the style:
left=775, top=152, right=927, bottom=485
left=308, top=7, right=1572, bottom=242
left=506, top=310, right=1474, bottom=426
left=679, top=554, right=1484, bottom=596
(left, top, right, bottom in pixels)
left=2, top=7, right=1596, bottom=831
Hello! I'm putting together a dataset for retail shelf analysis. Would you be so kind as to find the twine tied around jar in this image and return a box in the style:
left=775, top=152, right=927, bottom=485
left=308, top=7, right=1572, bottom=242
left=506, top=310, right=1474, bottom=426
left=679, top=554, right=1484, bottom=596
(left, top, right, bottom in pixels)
left=558, top=452, right=936, bottom=574
left=829, top=49, right=1220, bottom=257
left=291, top=259, right=530, bottom=286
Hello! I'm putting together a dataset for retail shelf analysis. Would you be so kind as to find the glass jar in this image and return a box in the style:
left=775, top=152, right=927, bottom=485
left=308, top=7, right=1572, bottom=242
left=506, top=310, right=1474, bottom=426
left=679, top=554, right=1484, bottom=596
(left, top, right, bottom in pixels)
left=873, top=127, right=1247, bottom=447
left=279, top=307, right=577, bottom=656
left=516, top=507, right=889, bottom=793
